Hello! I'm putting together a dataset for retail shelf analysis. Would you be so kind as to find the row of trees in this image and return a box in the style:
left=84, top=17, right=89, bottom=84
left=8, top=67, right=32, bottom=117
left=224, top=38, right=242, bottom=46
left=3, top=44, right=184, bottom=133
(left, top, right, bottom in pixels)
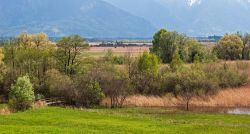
left=0, top=31, right=249, bottom=111
left=151, top=29, right=250, bottom=63
left=151, top=29, right=216, bottom=63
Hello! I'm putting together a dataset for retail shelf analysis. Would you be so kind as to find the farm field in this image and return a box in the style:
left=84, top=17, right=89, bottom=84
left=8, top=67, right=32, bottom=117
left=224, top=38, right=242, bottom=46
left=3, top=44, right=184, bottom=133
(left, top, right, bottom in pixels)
left=0, top=107, right=250, bottom=134
left=82, top=46, right=150, bottom=57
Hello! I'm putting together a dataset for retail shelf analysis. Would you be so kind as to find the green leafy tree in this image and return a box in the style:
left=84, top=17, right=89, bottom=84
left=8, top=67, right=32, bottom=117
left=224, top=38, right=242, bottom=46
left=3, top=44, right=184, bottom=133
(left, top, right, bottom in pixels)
left=75, top=79, right=104, bottom=107
left=126, top=52, right=161, bottom=95
left=56, top=35, right=89, bottom=75
left=3, top=33, right=56, bottom=94
left=152, top=29, right=213, bottom=63
left=8, top=76, right=35, bottom=111
left=158, top=31, right=180, bottom=63
left=164, top=68, right=218, bottom=111
left=214, top=34, right=244, bottom=60
left=151, top=29, right=167, bottom=56
left=170, top=51, right=183, bottom=71
left=138, top=51, right=159, bottom=75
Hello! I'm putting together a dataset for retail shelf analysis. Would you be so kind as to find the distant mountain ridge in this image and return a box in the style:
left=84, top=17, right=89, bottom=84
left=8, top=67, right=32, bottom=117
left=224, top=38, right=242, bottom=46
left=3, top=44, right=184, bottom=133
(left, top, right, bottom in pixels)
left=104, top=0, right=250, bottom=36
left=0, top=0, right=156, bottom=38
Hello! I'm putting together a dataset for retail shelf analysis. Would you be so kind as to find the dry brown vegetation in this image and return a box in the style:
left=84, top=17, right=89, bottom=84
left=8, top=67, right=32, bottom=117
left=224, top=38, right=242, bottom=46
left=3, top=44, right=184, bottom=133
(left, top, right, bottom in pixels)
left=0, top=106, right=10, bottom=115
left=102, top=87, right=250, bottom=108
left=115, top=87, right=250, bottom=108
left=88, top=46, right=150, bottom=53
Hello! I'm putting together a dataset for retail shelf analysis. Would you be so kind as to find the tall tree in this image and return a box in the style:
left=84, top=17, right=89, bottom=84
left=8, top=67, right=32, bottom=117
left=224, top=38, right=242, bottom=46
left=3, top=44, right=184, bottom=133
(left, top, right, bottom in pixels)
left=214, top=34, right=244, bottom=60
left=3, top=33, right=56, bottom=94
left=56, top=35, right=89, bottom=75
left=151, top=29, right=167, bottom=56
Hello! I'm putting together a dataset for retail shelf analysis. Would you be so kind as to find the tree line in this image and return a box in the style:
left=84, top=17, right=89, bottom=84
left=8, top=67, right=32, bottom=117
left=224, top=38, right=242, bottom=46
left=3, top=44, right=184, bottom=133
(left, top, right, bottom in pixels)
left=0, top=30, right=249, bottom=111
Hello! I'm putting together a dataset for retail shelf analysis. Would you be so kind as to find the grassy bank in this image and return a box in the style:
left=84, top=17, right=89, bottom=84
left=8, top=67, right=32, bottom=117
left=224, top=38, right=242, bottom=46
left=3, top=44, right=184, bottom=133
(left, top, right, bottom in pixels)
left=0, top=107, right=249, bottom=133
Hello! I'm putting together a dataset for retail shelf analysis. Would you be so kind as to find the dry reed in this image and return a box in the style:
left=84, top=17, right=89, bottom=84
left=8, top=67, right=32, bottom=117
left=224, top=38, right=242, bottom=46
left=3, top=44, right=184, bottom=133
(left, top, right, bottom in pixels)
left=102, top=87, right=250, bottom=108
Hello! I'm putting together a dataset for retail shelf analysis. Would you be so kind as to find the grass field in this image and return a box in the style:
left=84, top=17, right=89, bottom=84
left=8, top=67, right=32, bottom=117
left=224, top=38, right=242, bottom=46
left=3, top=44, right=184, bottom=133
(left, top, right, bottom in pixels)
left=0, top=107, right=250, bottom=133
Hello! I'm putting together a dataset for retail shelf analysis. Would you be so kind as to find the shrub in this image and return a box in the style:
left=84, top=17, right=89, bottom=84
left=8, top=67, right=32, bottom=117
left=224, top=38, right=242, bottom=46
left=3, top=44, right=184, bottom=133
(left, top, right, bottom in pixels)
left=45, top=69, right=75, bottom=105
left=75, top=79, right=104, bottom=107
left=215, top=64, right=248, bottom=88
left=170, top=51, right=183, bottom=71
left=8, top=76, right=35, bottom=111
left=138, top=51, right=159, bottom=75
left=163, top=66, right=219, bottom=110
left=113, top=56, right=125, bottom=64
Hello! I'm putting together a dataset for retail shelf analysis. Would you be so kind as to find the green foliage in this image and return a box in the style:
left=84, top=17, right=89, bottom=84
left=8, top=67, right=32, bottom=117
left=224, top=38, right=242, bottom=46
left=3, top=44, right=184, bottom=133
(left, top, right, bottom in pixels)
left=103, top=49, right=126, bottom=64
left=8, top=76, right=34, bottom=111
left=215, top=64, right=248, bottom=88
left=45, top=69, right=75, bottom=104
left=170, top=51, right=183, bottom=71
left=158, top=31, right=180, bottom=63
left=125, top=51, right=162, bottom=95
left=3, top=33, right=56, bottom=94
left=138, top=51, right=159, bottom=75
left=152, top=29, right=216, bottom=63
left=151, top=29, right=167, bottom=56
left=0, top=48, right=6, bottom=91
left=103, top=49, right=114, bottom=62
left=241, top=33, right=250, bottom=60
left=75, top=80, right=104, bottom=107
left=202, top=62, right=248, bottom=88
left=193, top=54, right=200, bottom=65
left=113, top=56, right=126, bottom=64
left=56, top=35, right=89, bottom=75
left=163, top=67, right=219, bottom=110
left=214, top=34, right=244, bottom=60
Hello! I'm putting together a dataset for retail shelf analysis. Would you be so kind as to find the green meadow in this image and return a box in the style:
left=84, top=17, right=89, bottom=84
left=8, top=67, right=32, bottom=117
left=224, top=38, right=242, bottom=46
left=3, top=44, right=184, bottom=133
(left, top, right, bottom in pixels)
left=0, top=107, right=249, bottom=134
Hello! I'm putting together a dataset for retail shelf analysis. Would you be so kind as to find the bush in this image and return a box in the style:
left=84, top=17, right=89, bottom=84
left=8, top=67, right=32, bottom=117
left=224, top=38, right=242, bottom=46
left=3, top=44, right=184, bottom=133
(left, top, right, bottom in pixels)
left=214, top=34, right=244, bottom=60
left=45, top=69, right=75, bottom=104
left=163, top=66, right=219, bottom=110
left=215, top=64, right=248, bottom=88
left=8, top=76, right=35, bottom=111
left=113, top=56, right=125, bottom=64
left=75, top=79, right=104, bottom=107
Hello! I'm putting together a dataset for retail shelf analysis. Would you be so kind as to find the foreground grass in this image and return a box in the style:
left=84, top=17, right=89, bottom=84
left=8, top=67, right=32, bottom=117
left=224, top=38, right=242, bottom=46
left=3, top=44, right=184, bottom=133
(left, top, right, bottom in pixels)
left=0, top=107, right=250, bottom=134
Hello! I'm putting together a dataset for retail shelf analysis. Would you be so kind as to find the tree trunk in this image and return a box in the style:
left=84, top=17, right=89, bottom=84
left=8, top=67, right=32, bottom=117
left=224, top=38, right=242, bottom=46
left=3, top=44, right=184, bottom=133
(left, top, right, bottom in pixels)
left=186, top=100, right=189, bottom=111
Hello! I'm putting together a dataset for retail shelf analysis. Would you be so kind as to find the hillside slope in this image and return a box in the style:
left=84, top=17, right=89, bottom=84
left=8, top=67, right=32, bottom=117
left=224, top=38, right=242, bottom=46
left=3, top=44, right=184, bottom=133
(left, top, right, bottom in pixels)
left=0, top=0, right=156, bottom=38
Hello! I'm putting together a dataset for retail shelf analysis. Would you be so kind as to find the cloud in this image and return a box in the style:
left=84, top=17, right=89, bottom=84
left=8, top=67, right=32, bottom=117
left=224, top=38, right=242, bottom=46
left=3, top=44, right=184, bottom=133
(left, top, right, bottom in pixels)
left=187, top=0, right=201, bottom=6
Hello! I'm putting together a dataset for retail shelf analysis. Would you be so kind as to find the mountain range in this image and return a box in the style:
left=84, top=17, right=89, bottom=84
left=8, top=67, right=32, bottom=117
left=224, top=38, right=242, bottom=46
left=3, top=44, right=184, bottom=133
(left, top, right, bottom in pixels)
left=0, top=0, right=250, bottom=38
left=104, top=0, right=250, bottom=36
left=0, top=0, right=155, bottom=38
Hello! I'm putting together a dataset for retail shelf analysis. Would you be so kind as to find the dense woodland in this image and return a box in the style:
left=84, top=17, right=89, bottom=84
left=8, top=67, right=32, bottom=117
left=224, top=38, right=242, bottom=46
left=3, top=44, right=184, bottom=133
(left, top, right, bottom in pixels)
left=0, top=29, right=250, bottom=111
